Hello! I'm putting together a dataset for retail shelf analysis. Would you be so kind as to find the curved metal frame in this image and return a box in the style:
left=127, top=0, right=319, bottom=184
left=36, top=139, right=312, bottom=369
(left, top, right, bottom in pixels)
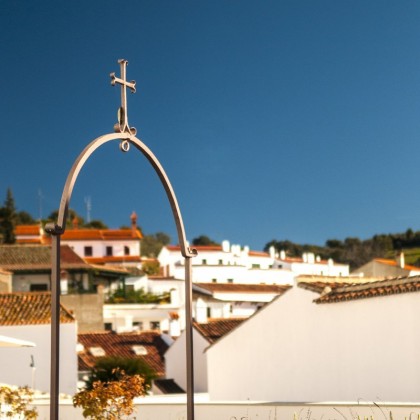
left=45, top=133, right=197, bottom=420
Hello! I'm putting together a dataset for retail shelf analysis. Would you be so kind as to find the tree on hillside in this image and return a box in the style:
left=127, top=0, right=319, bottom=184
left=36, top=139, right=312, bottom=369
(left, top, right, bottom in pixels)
left=141, top=232, right=171, bottom=257
left=0, top=189, right=17, bottom=244
left=192, top=235, right=219, bottom=246
left=15, top=211, right=36, bottom=225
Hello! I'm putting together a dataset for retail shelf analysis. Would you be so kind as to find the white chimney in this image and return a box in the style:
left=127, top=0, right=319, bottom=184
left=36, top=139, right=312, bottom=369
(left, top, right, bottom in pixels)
left=222, top=240, right=230, bottom=253
left=398, top=252, right=405, bottom=268
left=302, top=253, right=308, bottom=263
left=195, top=298, right=208, bottom=323
left=280, top=250, right=286, bottom=260
left=307, top=253, right=315, bottom=264
left=169, top=318, right=181, bottom=337
left=269, top=246, right=275, bottom=259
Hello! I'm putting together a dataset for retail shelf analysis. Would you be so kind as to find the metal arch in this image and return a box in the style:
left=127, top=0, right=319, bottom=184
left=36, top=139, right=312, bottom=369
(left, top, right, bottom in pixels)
left=46, top=133, right=197, bottom=420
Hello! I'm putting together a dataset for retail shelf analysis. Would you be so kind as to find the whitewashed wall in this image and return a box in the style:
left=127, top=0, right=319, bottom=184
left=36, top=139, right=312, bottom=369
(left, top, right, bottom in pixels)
left=165, top=329, right=209, bottom=392
left=0, top=323, right=77, bottom=395
left=207, top=286, right=420, bottom=402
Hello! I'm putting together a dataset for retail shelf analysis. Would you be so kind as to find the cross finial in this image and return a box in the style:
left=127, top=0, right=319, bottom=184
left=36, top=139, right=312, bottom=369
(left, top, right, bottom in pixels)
left=110, top=59, right=137, bottom=135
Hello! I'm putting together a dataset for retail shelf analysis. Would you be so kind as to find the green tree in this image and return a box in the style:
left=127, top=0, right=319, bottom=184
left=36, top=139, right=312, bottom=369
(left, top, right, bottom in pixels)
left=192, top=235, right=219, bottom=246
left=15, top=211, right=36, bottom=225
left=85, top=357, right=157, bottom=391
left=84, top=220, right=108, bottom=229
left=0, top=188, right=17, bottom=244
left=141, top=232, right=171, bottom=257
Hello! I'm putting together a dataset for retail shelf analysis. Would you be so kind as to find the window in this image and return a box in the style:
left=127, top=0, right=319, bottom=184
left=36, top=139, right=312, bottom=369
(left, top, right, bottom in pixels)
left=207, top=307, right=211, bottom=318
left=212, top=278, right=217, bottom=283
left=84, top=246, right=93, bottom=257
left=133, top=321, right=143, bottom=330
left=89, top=347, right=106, bottom=357
left=104, top=323, right=113, bottom=331
left=132, top=345, right=148, bottom=356
left=106, top=246, right=113, bottom=256
left=218, top=259, right=223, bottom=265
left=252, top=264, right=260, bottom=269
left=150, top=321, right=160, bottom=330
left=124, top=246, right=130, bottom=256
left=30, top=284, right=48, bottom=291
left=227, top=278, right=234, bottom=283
left=202, top=259, right=207, bottom=265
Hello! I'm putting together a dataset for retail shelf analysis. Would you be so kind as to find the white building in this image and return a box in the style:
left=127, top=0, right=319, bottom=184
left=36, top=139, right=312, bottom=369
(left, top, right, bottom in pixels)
left=15, top=212, right=142, bottom=266
left=158, top=241, right=348, bottom=284
left=206, top=276, right=420, bottom=402
left=0, top=292, right=77, bottom=395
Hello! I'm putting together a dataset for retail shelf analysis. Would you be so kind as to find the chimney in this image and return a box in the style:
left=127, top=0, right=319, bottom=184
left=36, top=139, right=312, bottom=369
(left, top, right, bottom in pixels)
left=130, top=211, right=138, bottom=237
left=269, top=246, right=275, bottom=259
left=280, top=250, right=286, bottom=260
left=72, top=216, right=79, bottom=230
left=169, top=312, right=181, bottom=337
left=222, top=240, right=230, bottom=253
left=397, top=252, right=405, bottom=268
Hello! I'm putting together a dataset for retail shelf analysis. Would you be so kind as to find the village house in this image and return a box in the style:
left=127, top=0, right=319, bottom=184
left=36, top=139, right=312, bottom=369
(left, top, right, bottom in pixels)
left=0, top=244, right=130, bottom=331
left=205, top=275, right=420, bottom=402
left=352, top=252, right=420, bottom=278
left=77, top=330, right=172, bottom=389
left=0, top=292, right=77, bottom=395
left=158, top=241, right=349, bottom=284
left=14, top=211, right=142, bottom=266
left=164, top=318, right=246, bottom=393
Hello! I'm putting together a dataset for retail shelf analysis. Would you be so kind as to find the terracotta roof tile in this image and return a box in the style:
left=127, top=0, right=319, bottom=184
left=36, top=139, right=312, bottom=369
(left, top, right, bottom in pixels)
left=15, top=225, right=41, bottom=235
left=0, top=292, right=75, bottom=325
left=194, top=318, right=246, bottom=344
left=61, top=228, right=142, bottom=241
left=373, top=258, right=420, bottom=272
left=299, top=275, right=420, bottom=304
left=84, top=256, right=141, bottom=264
left=0, top=245, right=89, bottom=271
left=77, top=331, right=169, bottom=376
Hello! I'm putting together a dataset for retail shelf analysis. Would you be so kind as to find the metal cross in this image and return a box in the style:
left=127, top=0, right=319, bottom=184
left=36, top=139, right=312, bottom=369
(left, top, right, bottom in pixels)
left=110, top=59, right=137, bottom=135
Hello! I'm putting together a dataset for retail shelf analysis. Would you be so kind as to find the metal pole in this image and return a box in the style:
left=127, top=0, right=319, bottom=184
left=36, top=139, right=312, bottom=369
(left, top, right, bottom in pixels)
left=185, top=257, right=195, bottom=420
left=49, top=232, right=61, bottom=420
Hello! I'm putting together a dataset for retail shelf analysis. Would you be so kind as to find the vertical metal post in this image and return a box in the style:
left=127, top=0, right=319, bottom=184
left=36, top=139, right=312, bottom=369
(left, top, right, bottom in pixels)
left=184, top=257, right=195, bottom=420
left=50, top=233, right=61, bottom=420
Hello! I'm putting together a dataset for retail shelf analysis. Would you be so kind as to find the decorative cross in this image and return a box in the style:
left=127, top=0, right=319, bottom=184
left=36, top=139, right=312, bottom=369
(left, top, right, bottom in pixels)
left=110, top=59, right=137, bottom=135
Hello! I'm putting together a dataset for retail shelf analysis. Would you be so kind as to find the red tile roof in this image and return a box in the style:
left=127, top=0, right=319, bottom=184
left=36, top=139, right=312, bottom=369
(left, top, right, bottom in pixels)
left=61, top=228, right=142, bottom=241
left=0, top=292, right=75, bottom=325
left=0, top=245, right=89, bottom=271
left=248, top=251, right=270, bottom=257
left=84, top=256, right=142, bottom=265
left=299, top=276, right=420, bottom=304
left=194, top=318, right=246, bottom=344
left=166, top=245, right=222, bottom=252
left=373, top=258, right=420, bottom=272
left=77, top=331, right=169, bottom=376
left=15, top=225, right=41, bottom=235
left=194, top=282, right=291, bottom=295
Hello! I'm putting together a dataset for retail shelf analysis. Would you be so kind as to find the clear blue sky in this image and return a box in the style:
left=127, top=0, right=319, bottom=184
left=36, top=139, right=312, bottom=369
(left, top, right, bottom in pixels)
left=1, top=1, right=420, bottom=250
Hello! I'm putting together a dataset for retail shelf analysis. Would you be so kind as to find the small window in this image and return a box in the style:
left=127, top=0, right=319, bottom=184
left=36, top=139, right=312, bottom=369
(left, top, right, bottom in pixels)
left=132, top=345, right=148, bottom=356
left=84, top=246, right=93, bottom=257
left=218, top=259, right=223, bottom=265
left=104, top=323, right=113, bottom=331
left=124, top=246, right=130, bottom=256
left=30, top=284, right=48, bottom=291
left=227, top=278, right=234, bottom=283
left=150, top=321, right=160, bottom=330
left=202, top=259, right=207, bottom=265
left=133, top=321, right=143, bottom=330
left=89, top=347, right=106, bottom=357
left=206, top=307, right=211, bottom=318
left=252, top=264, right=260, bottom=269
left=106, top=246, right=113, bottom=256
left=212, top=278, right=217, bottom=283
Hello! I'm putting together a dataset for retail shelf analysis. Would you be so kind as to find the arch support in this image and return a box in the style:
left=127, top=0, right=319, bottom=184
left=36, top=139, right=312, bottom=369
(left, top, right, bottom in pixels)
left=45, top=133, right=197, bottom=420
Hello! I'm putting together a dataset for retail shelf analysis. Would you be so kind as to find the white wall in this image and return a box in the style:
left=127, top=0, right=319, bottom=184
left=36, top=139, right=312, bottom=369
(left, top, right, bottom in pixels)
left=63, top=240, right=140, bottom=258
left=207, top=286, right=420, bottom=402
left=0, top=323, right=78, bottom=395
left=165, top=329, right=209, bottom=392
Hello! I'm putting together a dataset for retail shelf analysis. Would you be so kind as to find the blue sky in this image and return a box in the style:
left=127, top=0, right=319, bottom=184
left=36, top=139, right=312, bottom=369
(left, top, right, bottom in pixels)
left=1, top=1, right=420, bottom=250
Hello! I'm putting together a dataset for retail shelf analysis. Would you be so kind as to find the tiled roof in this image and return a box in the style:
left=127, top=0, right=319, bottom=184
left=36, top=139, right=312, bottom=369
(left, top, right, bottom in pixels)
left=15, top=225, right=41, bottom=235
left=77, top=331, right=169, bottom=376
left=248, top=251, right=270, bottom=257
left=84, top=256, right=141, bottom=265
left=153, top=378, right=185, bottom=394
left=299, top=275, right=420, bottom=304
left=167, top=245, right=222, bottom=252
left=0, top=292, right=75, bottom=325
left=194, top=282, right=291, bottom=295
left=0, top=245, right=89, bottom=271
left=373, top=258, right=420, bottom=272
left=61, top=228, right=142, bottom=241
left=194, top=318, right=246, bottom=344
